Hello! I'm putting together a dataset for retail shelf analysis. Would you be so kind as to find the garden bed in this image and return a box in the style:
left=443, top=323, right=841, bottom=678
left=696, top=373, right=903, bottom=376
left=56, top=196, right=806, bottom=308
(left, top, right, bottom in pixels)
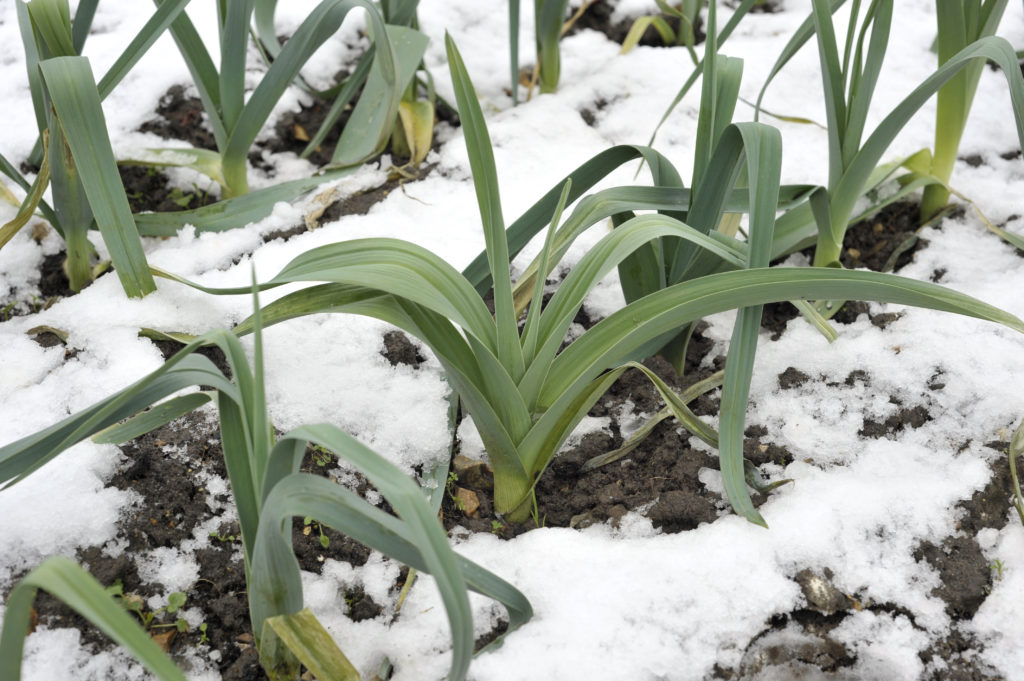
left=1, top=1, right=1024, bottom=680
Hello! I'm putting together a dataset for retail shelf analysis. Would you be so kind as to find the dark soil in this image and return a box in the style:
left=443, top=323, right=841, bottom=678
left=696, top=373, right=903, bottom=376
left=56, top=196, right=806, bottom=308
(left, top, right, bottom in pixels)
left=380, top=330, right=426, bottom=367
left=840, top=200, right=927, bottom=272
left=566, top=0, right=706, bottom=48
left=761, top=200, right=929, bottom=338
left=119, top=165, right=218, bottom=214
left=16, top=402, right=407, bottom=681
left=139, top=85, right=218, bottom=152
left=727, top=0, right=785, bottom=13
left=37, top=252, right=75, bottom=299
left=256, top=96, right=348, bottom=169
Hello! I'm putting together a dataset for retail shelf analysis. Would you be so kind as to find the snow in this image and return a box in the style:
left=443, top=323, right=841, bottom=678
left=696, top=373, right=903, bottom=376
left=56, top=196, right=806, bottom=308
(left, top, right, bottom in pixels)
left=1, top=0, right=1024, bottom=679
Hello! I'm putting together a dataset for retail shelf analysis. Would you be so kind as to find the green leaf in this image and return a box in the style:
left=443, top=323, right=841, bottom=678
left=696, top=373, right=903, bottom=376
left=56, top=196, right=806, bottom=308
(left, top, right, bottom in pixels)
left=134, top=167, right=358, bottom=236
left=26, top=0, right=76, bottom=57
left=39, top=57, right=157, bottom=297
left=91, top=393, right=213, bottom=445
left=0, top=557, right=186, bottom=681
left=446, top=34, right=523, bottom=379
left=534, top=0, right=570, bottom=93
left=332, top=24, right=427, bottom=166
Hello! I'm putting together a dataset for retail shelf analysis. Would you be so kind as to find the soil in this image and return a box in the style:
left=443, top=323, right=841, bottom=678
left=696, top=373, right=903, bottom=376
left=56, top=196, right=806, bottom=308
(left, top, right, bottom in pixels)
left=7, top=58, right=1022, bottom=681
left=139, top=85, right=219, bottom=152
left=566, top=0, right=706, bottom=48
left=120, top=165, right=218, bottom=214
left=760, top=200, right=930, bottom=339
left=14, top=251, right=1022, bottom=680
left=727, top=0, right=785, bottom=13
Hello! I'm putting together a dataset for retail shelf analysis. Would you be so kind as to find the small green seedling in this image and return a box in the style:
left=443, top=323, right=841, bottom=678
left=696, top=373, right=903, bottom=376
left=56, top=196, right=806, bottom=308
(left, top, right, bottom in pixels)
left=446, top=472, right=467, bottom=512
left=303, top=516, right=331, bottom=549
left=310, top=444, right=334, bottom=468
left=106, top=582, right=189, bottom=633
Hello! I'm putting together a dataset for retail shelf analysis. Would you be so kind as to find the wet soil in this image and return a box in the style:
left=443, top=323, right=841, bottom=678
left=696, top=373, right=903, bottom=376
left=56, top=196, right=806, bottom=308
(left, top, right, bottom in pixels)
left=761, top=200, right=930, bottom=339
left=727, top=0, right=785, bottom=13
left=566, top=0, right=706, bottom=48
left=19, top=399, right=404, bottom=681
left=139, top=85, right=219, bottom=152
left=119, top=165, right=219, bottom=214
left=7, top=70, right=1020, bottom=681
left=13, top=253, right=1022, bottom=680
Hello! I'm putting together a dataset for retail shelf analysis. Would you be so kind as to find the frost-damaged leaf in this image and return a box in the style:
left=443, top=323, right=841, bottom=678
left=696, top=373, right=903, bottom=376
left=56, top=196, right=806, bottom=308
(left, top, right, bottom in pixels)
left=260, top=609, right=360, bottom=681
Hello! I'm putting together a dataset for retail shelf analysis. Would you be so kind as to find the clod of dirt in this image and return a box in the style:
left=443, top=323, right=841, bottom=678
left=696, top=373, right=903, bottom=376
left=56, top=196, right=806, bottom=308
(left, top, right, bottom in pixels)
left=452, top=455, right=494, bottom=492
left=843, top=370, right=870, bottom=387
left=962, top=154, right=985, bottom=168
left=343, top=589, right=383, bottom=622
left=647, top=488, right=717, bottom=533
left=914, top=536, right=990, bottom=619
left=858, top=398, right=931, bottom=439
left=778, top=366, right=810, bottom=390
left=30, top=329, right=65, bottom=349
left=139, top=85, right=218, bottom=151
left=381, top=329, right=425, bottom=368
left=760, top=301, right=800, bottom=340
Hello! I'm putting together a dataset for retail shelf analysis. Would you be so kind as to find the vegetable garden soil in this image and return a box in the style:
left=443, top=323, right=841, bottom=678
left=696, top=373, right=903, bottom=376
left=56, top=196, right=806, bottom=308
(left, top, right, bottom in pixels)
left=15, top=212, right=1023, bottom=678
left=4, top=3, right=1024, bottom=678
left=8, top=94, right=1022, bottom=676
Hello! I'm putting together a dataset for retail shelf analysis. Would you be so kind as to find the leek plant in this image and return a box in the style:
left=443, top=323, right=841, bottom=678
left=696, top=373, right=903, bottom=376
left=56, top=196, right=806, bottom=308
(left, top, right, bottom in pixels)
left=377, top=0, right=437, bottom=166
left=919, top=0, right=1010, bottom=221
left=253, top=0, right=435, bottom=167
left=0, top=288, right=531, bottom=681
left=533, top=0, right=570, bottom=93
left=0, top=0, right=198, bottom=296
left=507, top=0, right=570, bottom=101
left=620, top=0, right=702, bottom=60
left=129, top=0, right=426, bottom=198
left=152, top=35, right=1024, bottom=528
left=755, top=0, right=1024, bottom=272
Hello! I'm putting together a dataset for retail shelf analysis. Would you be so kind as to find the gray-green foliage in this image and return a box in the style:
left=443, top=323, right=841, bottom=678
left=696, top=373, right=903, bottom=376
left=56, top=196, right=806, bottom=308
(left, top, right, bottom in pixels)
left=755, top=0, right=1024, bottom=271
left=0, top=0, right=194, bottom=296
left=151, top=35, right=1024, bottom=529
left=0, top=288, right=531, bottom=681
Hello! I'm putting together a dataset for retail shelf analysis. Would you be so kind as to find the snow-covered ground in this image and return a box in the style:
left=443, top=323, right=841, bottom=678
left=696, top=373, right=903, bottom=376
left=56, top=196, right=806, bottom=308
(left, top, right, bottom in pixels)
left=1, top=0, right=1024, bottom=679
